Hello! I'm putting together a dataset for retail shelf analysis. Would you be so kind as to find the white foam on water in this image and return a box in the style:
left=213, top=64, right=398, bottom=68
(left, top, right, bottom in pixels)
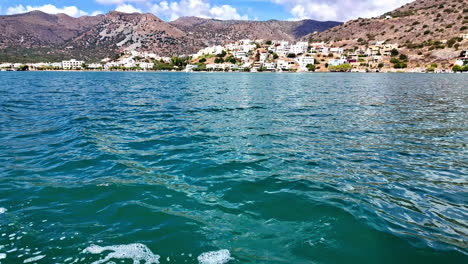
left=0, top=208, right=6, bottom=214
left=23, top=255, right=45, bottom=263
left=0, top=253, right=6, bottom=259
left=197, top=249, right=232, bottom=264
left=83, top=243, right=160, bottom=264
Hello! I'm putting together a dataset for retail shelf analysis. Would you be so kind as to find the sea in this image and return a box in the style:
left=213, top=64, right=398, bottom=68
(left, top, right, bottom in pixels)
left=0, top=72, right=467, bottom=263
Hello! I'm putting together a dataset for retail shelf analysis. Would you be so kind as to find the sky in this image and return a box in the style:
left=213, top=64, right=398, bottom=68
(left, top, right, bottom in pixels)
left=0, top=0, right=414, bottom=22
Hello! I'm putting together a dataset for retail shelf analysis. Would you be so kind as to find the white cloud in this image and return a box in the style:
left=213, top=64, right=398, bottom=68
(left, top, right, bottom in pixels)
left=96, top=0, right=148, bottom=5
left=91, top=10, right=104, bottom=16
left=271, top=0, right=414, bottom=21
left=115, top=4, right=143, bottom=13
left=5, top=4, right=101, bottom=17
left=150, top=0, right=248, bottom=21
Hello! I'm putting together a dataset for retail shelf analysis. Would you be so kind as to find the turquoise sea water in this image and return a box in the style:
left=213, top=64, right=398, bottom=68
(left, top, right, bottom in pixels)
left=0, top=72, right=467, bottom=263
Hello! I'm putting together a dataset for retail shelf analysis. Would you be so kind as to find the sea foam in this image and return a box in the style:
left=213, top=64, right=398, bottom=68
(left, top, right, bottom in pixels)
left=23, top=255, right=46, bottom=263
left=197, top=249, right=232, bottom=264
left=83, top=243, right=160, bottom=264
left=0, top=208, right=6, bottom=214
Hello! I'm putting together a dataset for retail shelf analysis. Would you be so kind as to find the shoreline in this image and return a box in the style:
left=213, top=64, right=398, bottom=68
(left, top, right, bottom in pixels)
left=1, top=69, right=464, bottom=74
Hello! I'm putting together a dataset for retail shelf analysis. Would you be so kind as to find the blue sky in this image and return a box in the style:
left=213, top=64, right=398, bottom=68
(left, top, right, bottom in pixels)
left=0, top=0, right=413, bottom=22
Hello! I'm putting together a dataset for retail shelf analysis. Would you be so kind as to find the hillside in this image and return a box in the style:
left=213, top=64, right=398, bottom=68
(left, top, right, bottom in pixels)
left=170, top=17, right=341, bottom=46
left=0, top=11, right=340, bottom=62
left=308, top=0, right=468, bottom=66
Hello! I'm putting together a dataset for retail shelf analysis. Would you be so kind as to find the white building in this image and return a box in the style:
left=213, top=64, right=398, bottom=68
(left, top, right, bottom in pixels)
left=51, top=62, right=62, bottom=68
left=328, top=58, right=348, bottom=66
left=234, top=51, right=247, bottom=59
left=88, top=63, right=103, bottom=69
left=184, top=64, right=198, bottom=72
left=277, top=60, right=294, bottom=70
left=264, top=62, right=277, bottom=71
left=290, top=42, right=309, bottom=55
left=276, top=46, right=291, bottom=57
left=194, top=46, right=224, bottom=58
left=62, top=59, right=84, bottom=70
left=296, top=56, right=315, bottom=71
left=139, top=62, right=154, bottom=70
left=259, top=52, right=269, bottom=62
left=0, top=63, right=12, bottom=68
left=330, top=47, right=344, bottom=54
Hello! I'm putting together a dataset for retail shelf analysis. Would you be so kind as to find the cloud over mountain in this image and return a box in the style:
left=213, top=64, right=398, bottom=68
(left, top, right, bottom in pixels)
left=5, top=4, right=100, bottom=17
left=271, top=0, right=414, bottom=21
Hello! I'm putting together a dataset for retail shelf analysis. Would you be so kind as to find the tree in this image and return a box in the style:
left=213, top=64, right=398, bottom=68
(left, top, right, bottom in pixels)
left=452, top=65, right=463, bottom=72
left=265, top=40, right=272, bottom=45
left=225, top=56, right=236, bottom=64
left=399, top=54, right=408, bottom=61
left=378, top=63, right=384, bottom=68
left=272, top=53, right=279, bottom=59
left=328, top=64, right=352, bottom=72
left=18, top=65, right=29, bottom=71
left=306, top=64, right=315, bottom=72
left=287, top=53, right=296, bottom=58
left=391, top=48, right=399, bottom=56
left=170, top=56, right=188, bottom=67
left=214, top=58, right=224, bottom=64
left=199, top=58, right=206, bottom=63
left=394, top=62, right=407, bottom=69
left=216, top=50, right=227, bottom=58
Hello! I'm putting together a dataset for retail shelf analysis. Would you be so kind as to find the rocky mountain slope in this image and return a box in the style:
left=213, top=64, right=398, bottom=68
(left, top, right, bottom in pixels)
left=308, top=0, right=467, bottom=65
left=0, top=11, right=102, bottom=48
left=0, top=11, right=340, bottom=62
left=170, top=17, right=341, bottom=46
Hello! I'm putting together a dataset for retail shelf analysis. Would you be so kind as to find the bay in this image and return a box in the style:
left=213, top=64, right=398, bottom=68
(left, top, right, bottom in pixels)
left=0, top=72, right=467, bottom=263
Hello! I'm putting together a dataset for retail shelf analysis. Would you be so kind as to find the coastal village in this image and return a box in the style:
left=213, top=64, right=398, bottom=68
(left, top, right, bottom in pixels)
left=1, top=38, right=467, bottom=73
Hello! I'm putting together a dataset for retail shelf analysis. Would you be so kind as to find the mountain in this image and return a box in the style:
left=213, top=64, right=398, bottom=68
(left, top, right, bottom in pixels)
left=0, top=11, right=102, bottom=47
left=0, top=11, right=340, bottom=62
left=66, top=11, right=205, bottom=60
left=170, top=17, right=342, bottom=46
left=307, top=0, right=467, bottom=65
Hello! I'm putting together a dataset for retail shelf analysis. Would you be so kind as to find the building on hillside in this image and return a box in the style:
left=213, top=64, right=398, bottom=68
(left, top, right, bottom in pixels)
left=259, top=51, right=269, bottom=62
left=194, top=46, right=224, bottom=58
left=455, top=50, right=468, bottom=66
left=264, top=62, right=277, bottom=71
left=296, top=56, right=315, bottom=71
left=318, top=47, right=329, bottom=55
left=276, top=45, right=291, bottom=57
left=277, top=60, right=295, bottom=70
left=328, top=58, right=348, bottom=66
left=330, top=47, right=344, bottom=54
left=290, top=42, right=309, bottom=55
left=234, top=50, right=247, bottom=58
